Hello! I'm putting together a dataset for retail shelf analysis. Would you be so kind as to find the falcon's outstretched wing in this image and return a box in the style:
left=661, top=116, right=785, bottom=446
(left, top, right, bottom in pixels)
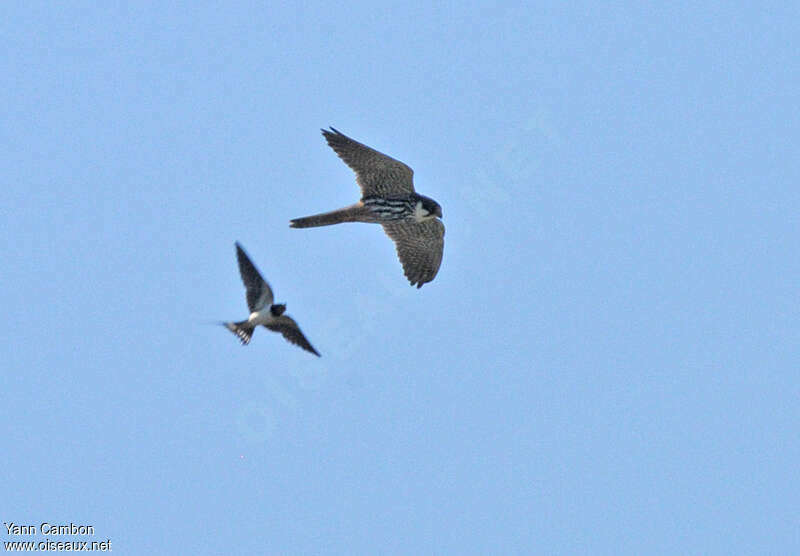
left=381, top=218, right=445, bottom=288
left=322, top=127, right=415, bottom=198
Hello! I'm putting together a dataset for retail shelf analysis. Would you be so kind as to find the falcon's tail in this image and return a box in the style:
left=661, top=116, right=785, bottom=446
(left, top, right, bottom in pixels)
left=222, top=320, right=255, bottom=345
left=290, top=203, right=371, bottom=228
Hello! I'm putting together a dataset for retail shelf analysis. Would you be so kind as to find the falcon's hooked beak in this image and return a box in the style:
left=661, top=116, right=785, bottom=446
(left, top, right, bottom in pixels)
left=434, top=205, right=443, bottom=218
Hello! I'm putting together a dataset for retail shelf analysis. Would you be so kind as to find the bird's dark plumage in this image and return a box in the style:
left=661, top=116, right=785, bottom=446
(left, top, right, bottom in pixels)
left=222, top=243, right=320, bottom=356
left=236, top=243, right=273, bottom=312
left=265, top=316, right=321, bottom=357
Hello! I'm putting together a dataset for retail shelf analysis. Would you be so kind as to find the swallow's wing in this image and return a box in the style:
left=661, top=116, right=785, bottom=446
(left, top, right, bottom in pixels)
left=381, top=218, right=445, bottom=288
left=322, top=127, right=415, bottom=197
left=265, top=315, right=321, bottom=357
left=235, top=242, right=274, bottom=312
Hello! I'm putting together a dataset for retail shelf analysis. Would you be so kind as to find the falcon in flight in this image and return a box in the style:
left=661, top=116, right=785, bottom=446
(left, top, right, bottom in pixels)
left=290, top=127, right=445, bottom=288
left=222, top=242, right=320, bottom=356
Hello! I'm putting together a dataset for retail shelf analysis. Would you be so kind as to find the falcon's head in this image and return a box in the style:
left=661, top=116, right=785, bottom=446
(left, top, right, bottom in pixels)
left=270, top=304, right=287, bottom=317
left=419, top=195, right=443, bottom=219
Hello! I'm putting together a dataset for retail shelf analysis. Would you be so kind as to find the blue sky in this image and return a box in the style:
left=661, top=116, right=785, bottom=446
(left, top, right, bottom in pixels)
left=2, top=2, right=798, bottom=553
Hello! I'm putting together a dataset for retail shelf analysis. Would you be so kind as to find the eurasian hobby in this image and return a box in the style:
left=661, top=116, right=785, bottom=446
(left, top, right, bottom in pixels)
left=290, top=127, right=445, bottom=288
left=222, top=242, right=320, bottom=356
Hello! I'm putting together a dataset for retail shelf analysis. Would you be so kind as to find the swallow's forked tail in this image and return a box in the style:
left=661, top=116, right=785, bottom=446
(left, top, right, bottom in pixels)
left=223, top=320, right=255, bottom=345
left=289, top=203, right=371, bottom=228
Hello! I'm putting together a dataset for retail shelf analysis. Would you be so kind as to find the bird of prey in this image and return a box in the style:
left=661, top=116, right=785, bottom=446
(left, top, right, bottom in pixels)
left=290, top=127, right=445, bottom=288
left=222, top=242, right=320, bottom=356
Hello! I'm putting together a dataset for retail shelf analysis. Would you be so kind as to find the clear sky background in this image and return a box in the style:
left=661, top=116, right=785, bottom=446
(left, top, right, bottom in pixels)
left=2, top=2, right=798, bottom=554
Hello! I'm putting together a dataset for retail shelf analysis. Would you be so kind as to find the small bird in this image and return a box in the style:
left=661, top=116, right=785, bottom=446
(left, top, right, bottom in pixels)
left=222, top=242, right=320, bottom=356
left=290, top=127, right=445, bottom=288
